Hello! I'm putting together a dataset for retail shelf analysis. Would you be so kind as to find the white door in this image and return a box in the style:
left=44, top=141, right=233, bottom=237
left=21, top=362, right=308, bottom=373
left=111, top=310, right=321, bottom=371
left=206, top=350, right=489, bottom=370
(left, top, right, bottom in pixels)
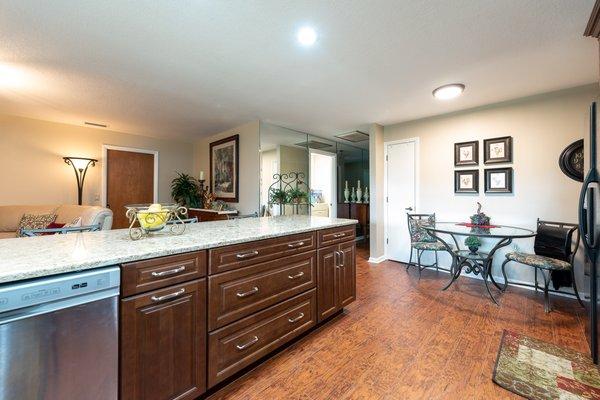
left=386, top=140, right=417, bottom=262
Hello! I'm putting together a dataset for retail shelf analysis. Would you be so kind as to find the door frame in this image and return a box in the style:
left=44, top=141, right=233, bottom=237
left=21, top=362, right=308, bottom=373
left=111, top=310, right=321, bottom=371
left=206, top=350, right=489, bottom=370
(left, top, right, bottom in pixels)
left=309, top=148, right=337, bottom=218
left=383, top=137, right=420, bottom=259
left=101, top=144, right=159, bottom=207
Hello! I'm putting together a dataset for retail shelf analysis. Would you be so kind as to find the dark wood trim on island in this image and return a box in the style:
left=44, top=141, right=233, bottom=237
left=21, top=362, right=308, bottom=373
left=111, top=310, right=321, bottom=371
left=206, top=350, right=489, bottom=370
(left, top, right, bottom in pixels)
left=119, top=225, right=357, bottom=400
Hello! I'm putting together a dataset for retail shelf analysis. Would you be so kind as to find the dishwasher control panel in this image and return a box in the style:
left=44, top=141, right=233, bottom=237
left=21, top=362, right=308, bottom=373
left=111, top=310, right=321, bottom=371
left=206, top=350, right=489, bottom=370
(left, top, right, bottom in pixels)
left=0, top=266, right=120, bottom=313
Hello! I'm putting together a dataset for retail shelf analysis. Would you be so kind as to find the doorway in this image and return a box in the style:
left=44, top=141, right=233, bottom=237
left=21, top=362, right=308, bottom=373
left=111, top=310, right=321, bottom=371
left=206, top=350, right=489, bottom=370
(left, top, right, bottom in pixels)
left=309, top=149, right=337, bottom=218
left=384, top=138, right=418, bottom=263
left=102, top=145, right=158, bottom=229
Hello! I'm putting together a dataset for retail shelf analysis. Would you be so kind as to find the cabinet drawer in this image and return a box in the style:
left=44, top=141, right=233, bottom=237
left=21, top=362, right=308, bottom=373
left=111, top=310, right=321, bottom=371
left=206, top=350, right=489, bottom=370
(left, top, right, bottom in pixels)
left=318, top=225, right=356, bottom=247
left=209, top=232, right=316, bottom=274
left=208, top=251, right=315, bottom=330
left=121, top=251, right=206, bottom=297
left=208, top=289, right=316, bottom=387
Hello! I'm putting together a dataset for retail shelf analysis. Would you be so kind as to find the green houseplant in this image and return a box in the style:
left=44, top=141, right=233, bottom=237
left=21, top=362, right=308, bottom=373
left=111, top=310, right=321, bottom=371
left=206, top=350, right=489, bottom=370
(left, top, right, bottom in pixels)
left=287, top=188, right=309, bottom=204
left=464, top=236, right=482, bottom=254
left=171, top=172, right=201, bottom=208
left=269, top=188, right=289, bottom=204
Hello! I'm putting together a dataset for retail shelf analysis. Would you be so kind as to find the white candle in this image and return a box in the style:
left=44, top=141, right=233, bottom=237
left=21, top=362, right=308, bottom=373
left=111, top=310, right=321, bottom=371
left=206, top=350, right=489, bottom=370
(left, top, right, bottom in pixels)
left=345, top=180, right=348, bottom=189
left=199, top=171, right=204, bottom=180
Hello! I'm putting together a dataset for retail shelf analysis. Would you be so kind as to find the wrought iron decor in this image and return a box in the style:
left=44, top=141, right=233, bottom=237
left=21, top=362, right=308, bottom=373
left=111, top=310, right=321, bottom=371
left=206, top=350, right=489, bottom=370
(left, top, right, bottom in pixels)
left=125, top=203, right=188, bottom=240
left=267, top=172, right=310, bottom=215
left=558, top=139, right=584, bottom=182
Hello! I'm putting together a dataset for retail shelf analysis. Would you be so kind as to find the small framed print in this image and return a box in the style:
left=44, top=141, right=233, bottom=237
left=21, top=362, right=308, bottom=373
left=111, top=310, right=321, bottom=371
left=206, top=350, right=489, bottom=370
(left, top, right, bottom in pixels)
left=454, top=169, right=479, bottom=193
left=485, top=167, right=513, bottom=193
left=484, top=136, right=512, bottom=164
left=454, top=141, right=479, bottom=166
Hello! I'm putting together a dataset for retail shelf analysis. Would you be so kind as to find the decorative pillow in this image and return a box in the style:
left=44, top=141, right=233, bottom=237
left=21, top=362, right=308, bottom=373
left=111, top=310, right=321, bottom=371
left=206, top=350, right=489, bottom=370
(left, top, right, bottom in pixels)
left=17, top=214, right=57, bottom=237
left=64, top=217, right=82, bottom=228
left=39, top=222, right=66, bottom=236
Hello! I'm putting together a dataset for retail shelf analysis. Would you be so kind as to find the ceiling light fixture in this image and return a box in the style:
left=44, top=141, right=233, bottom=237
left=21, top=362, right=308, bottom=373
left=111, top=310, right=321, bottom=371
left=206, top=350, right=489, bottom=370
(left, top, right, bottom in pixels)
left=432, top=83, right=465, bottom=100
left=297, top=26, right=317, bottom=46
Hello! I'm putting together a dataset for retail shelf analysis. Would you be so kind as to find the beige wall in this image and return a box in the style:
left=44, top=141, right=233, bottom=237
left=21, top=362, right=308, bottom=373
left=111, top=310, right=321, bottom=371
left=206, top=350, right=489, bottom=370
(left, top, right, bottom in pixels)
left=0, top=114, right=194, bottom=207
left=368, top=123, right=385, bottom=261
left=194, top=120, right=260, bottom=215
left=376, top=84, right=598, bottom=284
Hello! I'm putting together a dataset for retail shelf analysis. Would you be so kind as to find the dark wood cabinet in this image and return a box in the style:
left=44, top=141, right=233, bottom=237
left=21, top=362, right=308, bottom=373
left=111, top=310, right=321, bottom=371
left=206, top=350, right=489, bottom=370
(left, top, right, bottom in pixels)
left=317, top=239, right=356, bottom=322
left=120, top=279, right=207, bottom=400
left=337, top=203, right=369, bottom=240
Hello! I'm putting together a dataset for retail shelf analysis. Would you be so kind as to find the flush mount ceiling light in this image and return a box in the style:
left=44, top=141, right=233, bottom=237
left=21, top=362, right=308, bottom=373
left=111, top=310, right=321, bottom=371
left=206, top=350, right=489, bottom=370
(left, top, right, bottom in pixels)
left=297, top=26, right=317, bottom=46
left=432, top=83, right=465, bottom=100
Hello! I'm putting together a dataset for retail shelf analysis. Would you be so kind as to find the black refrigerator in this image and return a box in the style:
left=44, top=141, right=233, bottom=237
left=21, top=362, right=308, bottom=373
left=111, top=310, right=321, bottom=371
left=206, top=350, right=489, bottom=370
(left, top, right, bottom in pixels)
left=578, top=101, right=600, bottom=363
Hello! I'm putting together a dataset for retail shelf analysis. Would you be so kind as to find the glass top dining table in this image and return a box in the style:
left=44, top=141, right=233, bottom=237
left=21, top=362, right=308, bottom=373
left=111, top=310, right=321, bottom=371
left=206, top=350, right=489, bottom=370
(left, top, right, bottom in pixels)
left=423, top=222, right=536, bottom=304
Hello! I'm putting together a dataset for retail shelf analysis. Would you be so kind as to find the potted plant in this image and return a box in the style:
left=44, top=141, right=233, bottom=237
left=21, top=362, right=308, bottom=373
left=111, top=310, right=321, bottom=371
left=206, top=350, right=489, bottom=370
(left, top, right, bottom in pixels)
left=269, top=188, right=289, bottom=204
left=287, top=188, right=308, bottom=204
left=464, top=236, right=482, bottom=254
left=171, top=172, right=201, bottom=208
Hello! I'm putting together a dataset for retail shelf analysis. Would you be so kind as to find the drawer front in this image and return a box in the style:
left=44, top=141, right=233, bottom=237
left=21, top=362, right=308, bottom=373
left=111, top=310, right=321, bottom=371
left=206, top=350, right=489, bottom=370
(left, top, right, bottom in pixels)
left=208, top=289, right=316, bottom=387
left=121, top=251, right=207, bottom=297
left=208, top=251, right=315, bottom=330
left=209, top=232, right=316, bottom=274
left=318, top=225, right=356, bottom=247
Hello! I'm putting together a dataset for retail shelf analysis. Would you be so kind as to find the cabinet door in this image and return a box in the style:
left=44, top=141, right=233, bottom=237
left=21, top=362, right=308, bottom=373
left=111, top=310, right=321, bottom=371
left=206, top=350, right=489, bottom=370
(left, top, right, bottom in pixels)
left=338, top=241, right=356, bottom=308
left=121, top=279, right=206, bottom=400
left=317, top=245, right=339, bottom=322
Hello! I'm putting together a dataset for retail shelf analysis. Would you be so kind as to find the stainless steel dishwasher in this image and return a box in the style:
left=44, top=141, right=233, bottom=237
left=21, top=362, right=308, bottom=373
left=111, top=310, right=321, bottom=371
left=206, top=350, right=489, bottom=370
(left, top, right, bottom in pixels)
left=0, top=266, right=120, bottom=400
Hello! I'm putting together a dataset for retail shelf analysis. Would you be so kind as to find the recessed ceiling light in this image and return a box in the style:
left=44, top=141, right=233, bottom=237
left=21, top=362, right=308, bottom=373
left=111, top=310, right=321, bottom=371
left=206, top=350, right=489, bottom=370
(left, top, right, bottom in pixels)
left=297, top=26, right=317, bottom=46
left=0, top=63, right=27, bottom=89
left=432, top=83, right=465, bottom=100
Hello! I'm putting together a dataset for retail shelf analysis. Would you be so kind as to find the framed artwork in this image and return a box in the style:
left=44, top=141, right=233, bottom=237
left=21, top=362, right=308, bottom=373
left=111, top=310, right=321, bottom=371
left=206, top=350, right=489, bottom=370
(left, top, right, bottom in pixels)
left=210, top=134, right=239, bottom=202
left=454, top=169, right=479, bottom=193
left=484, top=167, right=513, bottom=193
left=484, top=136, right=512, bottom=164
left=454, top=140, right=479, bottom=166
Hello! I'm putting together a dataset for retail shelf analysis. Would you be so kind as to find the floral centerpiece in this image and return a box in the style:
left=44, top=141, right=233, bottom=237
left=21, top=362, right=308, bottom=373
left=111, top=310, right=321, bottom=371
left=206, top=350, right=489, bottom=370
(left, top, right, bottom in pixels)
left=470, top=202, right=490, bottom=226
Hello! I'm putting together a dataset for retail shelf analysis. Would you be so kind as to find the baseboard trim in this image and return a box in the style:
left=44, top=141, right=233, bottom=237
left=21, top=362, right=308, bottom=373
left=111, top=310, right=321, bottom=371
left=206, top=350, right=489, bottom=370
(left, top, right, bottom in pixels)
left=368, top=255, right=387, bottom=264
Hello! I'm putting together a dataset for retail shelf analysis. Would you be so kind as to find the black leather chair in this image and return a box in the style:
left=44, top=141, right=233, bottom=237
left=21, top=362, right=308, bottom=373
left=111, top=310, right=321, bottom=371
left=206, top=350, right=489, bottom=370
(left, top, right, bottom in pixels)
left=501, top=219, right=584, bottom=312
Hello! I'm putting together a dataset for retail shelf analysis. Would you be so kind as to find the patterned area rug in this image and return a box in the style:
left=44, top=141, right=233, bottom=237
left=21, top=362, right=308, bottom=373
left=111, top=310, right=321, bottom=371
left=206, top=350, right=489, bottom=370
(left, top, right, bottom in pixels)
left=493, top=330, right=600, bottom=399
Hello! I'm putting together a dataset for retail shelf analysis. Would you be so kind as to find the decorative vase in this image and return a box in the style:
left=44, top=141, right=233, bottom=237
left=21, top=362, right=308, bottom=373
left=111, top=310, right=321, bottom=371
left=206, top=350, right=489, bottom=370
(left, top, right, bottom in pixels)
left=364, top=186, right=369, bottom=203
left=351, top=187, right=356, bottom=203
left=344, top=181, right=350, bottom=203
left=468, top=245, right=479, bottom=255
left=356, top=180, right=362, bottom=203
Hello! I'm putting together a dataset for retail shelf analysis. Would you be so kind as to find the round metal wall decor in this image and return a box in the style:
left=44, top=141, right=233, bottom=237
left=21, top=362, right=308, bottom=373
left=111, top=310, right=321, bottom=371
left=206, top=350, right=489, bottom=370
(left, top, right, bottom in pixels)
left=558, top=139, right=583, bottom=182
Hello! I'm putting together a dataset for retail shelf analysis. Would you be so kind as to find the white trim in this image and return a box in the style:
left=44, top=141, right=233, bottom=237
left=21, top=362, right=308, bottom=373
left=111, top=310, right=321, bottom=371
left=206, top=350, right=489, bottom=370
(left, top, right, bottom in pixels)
left=383, top=137, right=420, bottom=261
left=309, top=149, right=337, bottom=218
left=101, top=144, right=159, bottom=207
left=368, top=255, right=387, bottom=264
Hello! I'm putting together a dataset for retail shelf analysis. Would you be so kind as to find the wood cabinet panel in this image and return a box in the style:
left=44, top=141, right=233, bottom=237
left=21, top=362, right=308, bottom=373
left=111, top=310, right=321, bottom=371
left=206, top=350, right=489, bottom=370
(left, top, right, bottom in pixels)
left=338, top=241, right=357, bottom=308
left=317, top=245, right=339, bottom=322
left=208, top=251, right=316, bottom=330
left=209, top=232, right=316, bottom=274
left=121, top=251, right=206, bottom=297
left=120, top=279, right=206, bottom=400
left=208, top=290, right=317, bottom=388
left=317, top=226, right=356, bottom=247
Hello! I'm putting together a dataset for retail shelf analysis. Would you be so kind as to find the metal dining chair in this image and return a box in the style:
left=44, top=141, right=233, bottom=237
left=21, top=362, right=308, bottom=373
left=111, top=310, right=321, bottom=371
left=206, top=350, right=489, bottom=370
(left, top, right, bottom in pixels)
left=406, top=213, right=449, bottom=277
left=501, top=219, right=584, bottom=313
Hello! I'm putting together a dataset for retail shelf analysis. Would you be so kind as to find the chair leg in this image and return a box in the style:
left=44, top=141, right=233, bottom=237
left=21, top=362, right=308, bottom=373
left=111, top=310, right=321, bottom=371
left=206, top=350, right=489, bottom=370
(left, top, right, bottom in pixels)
left=571, top=267, right=585, bottom=308
left=435, top=251, right=439, bottom=271
left=541, top=268, right=551, bottom=313
left=501, top=259, right=510, bottom=292
left=417, top=250, right=422, bottom=280
left=534, top=268, right=538, bottom=293
left=407, top=247, right=413, bottom=272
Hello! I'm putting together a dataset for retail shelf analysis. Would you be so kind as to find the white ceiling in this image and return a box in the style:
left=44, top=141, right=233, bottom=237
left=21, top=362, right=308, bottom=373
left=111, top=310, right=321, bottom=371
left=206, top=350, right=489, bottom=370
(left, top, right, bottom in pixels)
left=0, top=0, right=597, bottom=141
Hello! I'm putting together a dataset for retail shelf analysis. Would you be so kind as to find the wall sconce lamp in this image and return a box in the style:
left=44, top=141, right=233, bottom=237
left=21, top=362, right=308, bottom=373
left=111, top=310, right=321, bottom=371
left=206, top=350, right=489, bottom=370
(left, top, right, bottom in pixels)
left=63, top=156, right=98, bottom=205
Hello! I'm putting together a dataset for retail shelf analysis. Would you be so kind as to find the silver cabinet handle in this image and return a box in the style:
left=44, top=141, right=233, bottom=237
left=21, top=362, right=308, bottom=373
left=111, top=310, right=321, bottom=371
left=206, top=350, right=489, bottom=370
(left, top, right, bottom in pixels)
left=151, top=266, right=186, bottom=277
left=288, top=312, right=305, bottom=323
left=288, top=271, right=304, bottom=280
left=334, top=251, right=339, bottom=268
left=287, top=241, right=305, bottom=248
left=236, top=250, right=259, bottom=259
left=236, top=335, right=259, bottom=350
left=150, top=288, right=185, bottom=302
left=236, top=286, right=259, bottom=298
left=339, top=251, right=345, bottom=268
left=333, top=233, right=346, bottom=238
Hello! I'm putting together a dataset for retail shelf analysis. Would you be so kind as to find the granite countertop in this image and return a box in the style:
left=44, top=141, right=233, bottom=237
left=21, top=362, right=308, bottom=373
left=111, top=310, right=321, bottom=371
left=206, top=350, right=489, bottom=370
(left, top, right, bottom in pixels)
left=0, top=215, right=357, bottom=284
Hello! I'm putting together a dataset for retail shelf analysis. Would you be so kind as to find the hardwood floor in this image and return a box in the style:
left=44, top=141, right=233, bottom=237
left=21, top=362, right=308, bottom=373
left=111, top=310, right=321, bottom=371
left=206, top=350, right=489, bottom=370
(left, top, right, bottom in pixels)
left=208, top=245, right=588, bottom=399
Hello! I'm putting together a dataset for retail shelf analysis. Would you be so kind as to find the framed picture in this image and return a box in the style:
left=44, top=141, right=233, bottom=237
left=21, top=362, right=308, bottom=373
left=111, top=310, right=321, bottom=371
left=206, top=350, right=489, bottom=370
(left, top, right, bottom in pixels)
left=210, top=134, right=239, bottom=202
left=454, top=140, right=479, bottom=166
left=454, top=169, right=479, bottom=193
left=484, top=167, right=513, bottom=193
left=484, top=136, right=512, bottom=164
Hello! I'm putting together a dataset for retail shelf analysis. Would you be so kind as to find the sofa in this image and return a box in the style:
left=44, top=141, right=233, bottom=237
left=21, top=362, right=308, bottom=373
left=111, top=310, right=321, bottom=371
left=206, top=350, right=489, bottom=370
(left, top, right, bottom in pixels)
left=0, top=205, right=113, bottom=239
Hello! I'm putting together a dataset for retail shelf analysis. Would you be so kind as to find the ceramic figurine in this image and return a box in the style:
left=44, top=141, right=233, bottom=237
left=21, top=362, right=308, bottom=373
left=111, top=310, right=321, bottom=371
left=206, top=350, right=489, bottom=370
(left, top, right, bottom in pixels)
left=344, top=181, right=350, bottom=203
left=356, top=180, right=362, bottom=203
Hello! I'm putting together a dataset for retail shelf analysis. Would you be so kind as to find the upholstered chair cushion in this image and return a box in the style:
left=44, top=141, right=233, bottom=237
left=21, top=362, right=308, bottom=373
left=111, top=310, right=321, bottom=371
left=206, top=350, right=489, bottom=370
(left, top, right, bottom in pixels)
left=505, top=252, right=571, bottom=271
left=408, top=215, right=436, bottom=243
left=412, top=241, right=446, bottom=251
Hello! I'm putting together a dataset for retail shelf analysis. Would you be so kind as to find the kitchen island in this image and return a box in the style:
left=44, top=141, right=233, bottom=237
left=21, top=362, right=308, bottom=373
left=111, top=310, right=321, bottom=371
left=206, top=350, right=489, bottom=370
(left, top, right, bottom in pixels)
left=0, top=215, right=358, bottom=399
